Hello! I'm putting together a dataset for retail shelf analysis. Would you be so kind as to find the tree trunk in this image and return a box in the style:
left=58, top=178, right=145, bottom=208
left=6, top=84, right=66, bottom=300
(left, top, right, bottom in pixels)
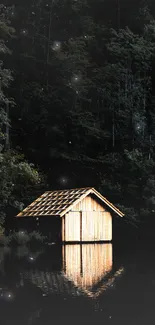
left=5, top=101, right=10, bottom=150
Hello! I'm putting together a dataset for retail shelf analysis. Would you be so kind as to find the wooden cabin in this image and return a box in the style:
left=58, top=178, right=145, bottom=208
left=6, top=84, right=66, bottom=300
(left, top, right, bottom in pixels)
left=15, top=187, right=124, bottom=242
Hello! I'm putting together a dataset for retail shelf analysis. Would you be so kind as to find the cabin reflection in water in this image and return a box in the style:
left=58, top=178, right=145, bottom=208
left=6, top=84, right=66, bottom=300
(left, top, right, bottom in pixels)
left=62, top=244, right=114, bottom=297
left=19, top=244, right=124, bottom=298
left=63, top=244, right=112, bottom=286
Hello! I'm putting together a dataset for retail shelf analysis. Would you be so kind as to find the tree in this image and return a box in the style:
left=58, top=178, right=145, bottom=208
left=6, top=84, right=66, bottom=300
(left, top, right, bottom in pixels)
left=0, top=5, right=42, bottom=230
left=2, top=1, right=155, bottom=223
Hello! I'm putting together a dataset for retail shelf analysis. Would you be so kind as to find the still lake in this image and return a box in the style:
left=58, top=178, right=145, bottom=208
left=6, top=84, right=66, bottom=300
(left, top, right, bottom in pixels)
left=0, top=239, right=154, bottom=325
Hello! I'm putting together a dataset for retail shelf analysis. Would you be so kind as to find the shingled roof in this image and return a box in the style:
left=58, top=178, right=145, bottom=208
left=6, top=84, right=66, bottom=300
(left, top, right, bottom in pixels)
left=16, top=187, right=124, bottom=218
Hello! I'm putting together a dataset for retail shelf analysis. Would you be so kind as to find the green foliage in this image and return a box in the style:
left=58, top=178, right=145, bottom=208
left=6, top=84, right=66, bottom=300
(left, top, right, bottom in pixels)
left=0, top=6, right=15, bottom=136
left=1, top=1, right=155, bottom=226
left=0, top=150, right=41, bottom=219
left=116, top=204, right=139, bottom=222
left=2, top=230, right=47, bottom=247
left=0, top=234, right=11, bottom=246
left=0, top=6, right=43, bottom=228
left=9, top=231, right=30, bottom=246
left=15, top=246, right=43, bottom=259
left=28, top=231, right=47, bottom=247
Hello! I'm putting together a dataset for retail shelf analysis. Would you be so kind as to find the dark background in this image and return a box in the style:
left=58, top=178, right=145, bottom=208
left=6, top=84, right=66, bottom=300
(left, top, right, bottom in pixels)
left=1, top=0, right=155, bottom=228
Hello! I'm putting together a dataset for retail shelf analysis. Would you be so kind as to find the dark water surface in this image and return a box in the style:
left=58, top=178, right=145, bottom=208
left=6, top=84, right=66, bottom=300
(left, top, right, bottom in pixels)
left=0, top=239, right=154, bottom=325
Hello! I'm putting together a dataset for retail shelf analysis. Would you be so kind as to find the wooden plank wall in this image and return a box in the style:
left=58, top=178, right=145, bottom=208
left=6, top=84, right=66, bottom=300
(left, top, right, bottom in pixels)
left=82, top=211, right=112, bottom=241
left=62, top=216, right=65, bottom=242
left=71, top=194, right=106, bottom=212
left=63, top=211, right=112, bottom=242
left=63, top=195, right=112, bottom=242
left=64, top=212, right=80, bottom=241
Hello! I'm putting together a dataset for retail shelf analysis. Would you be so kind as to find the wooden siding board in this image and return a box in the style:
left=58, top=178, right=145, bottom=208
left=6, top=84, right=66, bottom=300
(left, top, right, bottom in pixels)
left=71, top=195, right=106, bottom=213
left=80, top=211, right=82, bottom=242
left=65, top=212, right=80, bottom=241
left=62, top=216, right=64, bottom=242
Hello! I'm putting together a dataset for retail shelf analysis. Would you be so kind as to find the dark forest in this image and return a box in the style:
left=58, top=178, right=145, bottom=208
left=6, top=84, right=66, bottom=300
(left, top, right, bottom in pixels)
left=1, top=0, right=155, bottom=230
